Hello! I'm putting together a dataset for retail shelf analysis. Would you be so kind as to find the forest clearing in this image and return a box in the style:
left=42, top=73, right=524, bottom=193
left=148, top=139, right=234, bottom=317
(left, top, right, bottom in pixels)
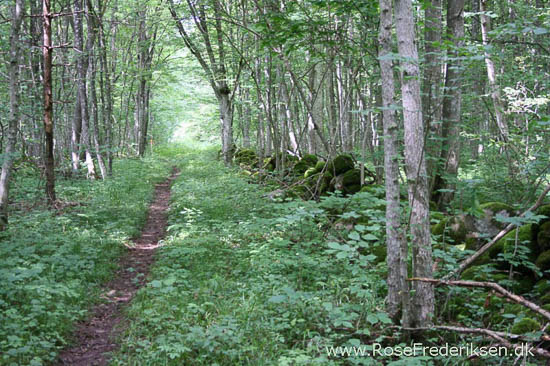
left=1, top=0, right=550, bottom=365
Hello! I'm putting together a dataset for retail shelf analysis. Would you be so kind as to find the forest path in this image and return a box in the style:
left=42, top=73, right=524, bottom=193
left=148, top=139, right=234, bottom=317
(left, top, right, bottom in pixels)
left=56, top=167, right=180, bottom=366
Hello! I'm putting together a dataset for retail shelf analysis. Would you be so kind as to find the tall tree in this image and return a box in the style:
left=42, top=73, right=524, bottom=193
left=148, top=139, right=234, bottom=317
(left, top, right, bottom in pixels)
left=43, top=0, right=56, bottom=204
left=394, top=0, right=434, bottom=327
left=378, top=0, right=409, bottom=324
left=168, top=0, right=240, bottom=165
left=74, top=0, right=97, bottom=179
left=0, top=0, right=24, bottom=230
left=433, top=0, right=465, bottom=208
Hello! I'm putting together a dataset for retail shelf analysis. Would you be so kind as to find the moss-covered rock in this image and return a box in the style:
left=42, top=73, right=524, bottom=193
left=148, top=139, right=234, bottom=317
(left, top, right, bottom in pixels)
left=263, top=156, right=276, bottom=171
left=342, top=169, right=362, bottom=195
left=472, top=252, right=492, bottom=266
left=302, top=171, right=333, bottom=199
left=234, top=148, right=258, bottom=166
left=293, top=155, right=319, bottom=175
left=537, top=221, right=550, bottom=252
left=263, top=154, right=298, bottom=172
left=511, top=318, right=541, bottom=334
left=536, top=204, right=550, bottom=221
left=304, top=167, right=317, bottom=178
left=326, top=154, right=354, bottom=176
left=488, top=224, right=538, bottom=260
left=287, top=155, right=299, bottom=163
left=300, top=154, right=318, bottom=166
left=432, top=217, right=450, bottom=236
left=293, top=160, right=310, bottom=174
left=314, top=160, right=326, bottom=173
left=330, top=169, right=363, bottom=196
left=431, top=215, right=469, bottom=245
left=480, top=202, right=515, bottom=216
left=535, top=250, right=550, bottom=271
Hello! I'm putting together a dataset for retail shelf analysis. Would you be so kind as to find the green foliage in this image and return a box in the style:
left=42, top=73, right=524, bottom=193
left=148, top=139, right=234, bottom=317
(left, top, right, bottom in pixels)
left=112, top=147, right=394, bottom=365
left=0, top=157, right=172, bottom=365
left=511, top=318, right=541, bottom=334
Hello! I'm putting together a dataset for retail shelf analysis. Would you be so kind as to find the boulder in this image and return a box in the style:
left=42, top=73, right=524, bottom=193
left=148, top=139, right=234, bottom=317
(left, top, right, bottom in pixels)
left=537, top=221, right=550, bottom=252
left=326, top=154, right=354, bottom=176
left=330, top=169, right=362, bottom=195
left=234, top=148, right=258, bottom=166
left=535, top=250, right=550, bottom=271
left=293, top=154, right=318, bottom=175
left=300, top=154, right=318, bottom=166
left=431, top=215, right=473, bottom=245
left=464, top=202, right=517, bottom=250
left=314, top=160, right=327, bottom=173
left=488, top=224, right=538, bottom=261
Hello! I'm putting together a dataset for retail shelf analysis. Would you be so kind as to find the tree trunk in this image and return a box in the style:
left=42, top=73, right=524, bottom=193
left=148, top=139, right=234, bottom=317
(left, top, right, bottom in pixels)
left=434, top=0, right=465, bottom=208
left=74, top=0, right=96, bottom=179
left=422, top=0, right=443, bottom=194
left=0, top=0, right=24, bottom=230
left=43, top=0, right=56, bottom=204
left=378, top=0, right=409, bottom=324
left=394, top=0, right=434, bottom=328
left=480, top=0, right=509, bottom=142
left=219, top=90, right=234, bottom=165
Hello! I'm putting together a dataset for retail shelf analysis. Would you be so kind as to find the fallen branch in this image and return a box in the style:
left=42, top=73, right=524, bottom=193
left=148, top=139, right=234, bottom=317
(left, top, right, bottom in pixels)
left=396, top=325, right=550, bottom=359
left=408, top=277, right=550, bottom=322
left=446, top=183, right=550, bottom=278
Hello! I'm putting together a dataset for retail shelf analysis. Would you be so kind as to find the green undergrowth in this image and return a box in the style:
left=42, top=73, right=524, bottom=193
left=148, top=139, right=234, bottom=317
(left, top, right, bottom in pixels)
left=111, top=147, right=417, bottom=365
left=0, top=155, right=173, bottom=366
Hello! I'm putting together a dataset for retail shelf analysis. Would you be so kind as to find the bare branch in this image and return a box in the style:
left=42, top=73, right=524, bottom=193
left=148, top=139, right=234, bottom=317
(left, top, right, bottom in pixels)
left=446, top=183, right=550, bottom=278
left=409, top=277, right=550, bottom=321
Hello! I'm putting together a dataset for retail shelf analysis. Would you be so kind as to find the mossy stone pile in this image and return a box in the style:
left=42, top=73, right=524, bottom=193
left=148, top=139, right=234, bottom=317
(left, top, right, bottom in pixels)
left=293, top=154, right=319, bottom=174
left=326, top=154, right=354, bottom=176
left=234, top=148, right=258, bottom=167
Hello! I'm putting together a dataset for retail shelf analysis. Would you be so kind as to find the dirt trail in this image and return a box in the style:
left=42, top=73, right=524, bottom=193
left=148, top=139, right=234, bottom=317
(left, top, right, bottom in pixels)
left=56, top=168, right=180, bottom=366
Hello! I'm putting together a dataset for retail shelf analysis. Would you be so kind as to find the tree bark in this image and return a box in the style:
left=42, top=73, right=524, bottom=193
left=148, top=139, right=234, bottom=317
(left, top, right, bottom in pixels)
left=480, top=0, right=509, bottom=142
left=0, top=0, right=24, bottom=230
left=434, top=0, right=465, bottom=208
left=74, top=0, right=96, bottom=179
left=43, top=0, right=56, bottom=204
left=394, top=0, right=434, bottom=328
left=378, top=0, right=409, bottom=324
left=422, top=0, right=443, bottom=195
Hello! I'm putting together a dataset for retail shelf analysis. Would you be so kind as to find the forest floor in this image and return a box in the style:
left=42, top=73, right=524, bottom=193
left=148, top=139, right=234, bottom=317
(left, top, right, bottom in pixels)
left=57, top=167, right=180, bottom=366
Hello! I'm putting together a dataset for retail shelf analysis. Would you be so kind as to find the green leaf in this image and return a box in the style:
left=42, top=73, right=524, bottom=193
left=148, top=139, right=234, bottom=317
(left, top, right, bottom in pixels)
left=268, top=295, right=287, bottom=304
left=362, top=233, right=378, bottom=241
left=348, top=231, right=360, bottom=241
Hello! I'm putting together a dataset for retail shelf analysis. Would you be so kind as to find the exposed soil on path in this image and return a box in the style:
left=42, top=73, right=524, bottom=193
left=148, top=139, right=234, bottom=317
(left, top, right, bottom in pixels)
left=56, top=167, right=180, bottom=366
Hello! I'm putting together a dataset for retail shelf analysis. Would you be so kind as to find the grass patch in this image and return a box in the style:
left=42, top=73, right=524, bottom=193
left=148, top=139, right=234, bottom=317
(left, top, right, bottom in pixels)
left=0, top=156, right=172, bottom=365
left=112, top=147, right=389, bottom=365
